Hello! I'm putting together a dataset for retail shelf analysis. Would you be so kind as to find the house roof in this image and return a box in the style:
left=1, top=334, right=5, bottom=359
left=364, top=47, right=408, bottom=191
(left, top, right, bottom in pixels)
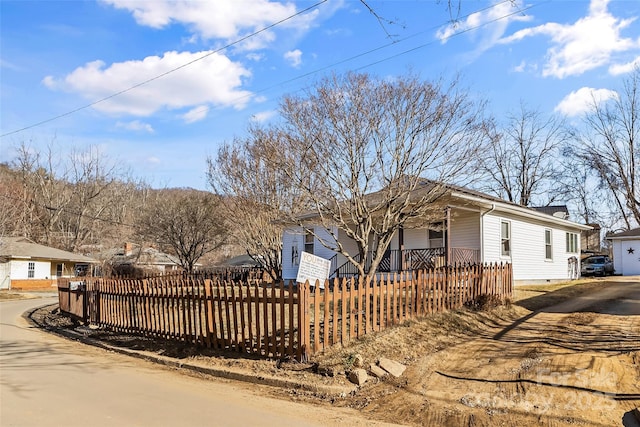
left=222, top=254, right=262, bottom=267
left=606, top=227, right=640, bottom=240
left=0, top=237, right=96, bottom=263
left=290, top=178, right=591, bottom=231
left=95, top=245, right=182, bottom=267
left=530, top=205, right=570, bottom=219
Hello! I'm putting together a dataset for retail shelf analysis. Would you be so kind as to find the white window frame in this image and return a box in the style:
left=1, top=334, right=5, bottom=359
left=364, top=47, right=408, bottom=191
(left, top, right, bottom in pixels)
left=545, top=229, right=553, bottom=260
left=566, top=232, right=578, bottom=253
left=304, top=230, right=314, bottom=255
left=501, top=221, right=511, bottom=257
left=28, top=262, right=35, bottom=278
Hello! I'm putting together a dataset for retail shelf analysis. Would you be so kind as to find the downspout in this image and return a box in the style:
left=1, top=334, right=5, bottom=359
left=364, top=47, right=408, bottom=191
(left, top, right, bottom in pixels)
left=446, top=207, right=451, bottom=265
left=480, top=204, right=496, bottom=263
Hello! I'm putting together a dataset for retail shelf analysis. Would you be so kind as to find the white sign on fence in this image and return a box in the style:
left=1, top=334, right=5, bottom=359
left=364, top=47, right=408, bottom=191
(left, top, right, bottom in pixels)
left=296, top=252, right=331, bottom=289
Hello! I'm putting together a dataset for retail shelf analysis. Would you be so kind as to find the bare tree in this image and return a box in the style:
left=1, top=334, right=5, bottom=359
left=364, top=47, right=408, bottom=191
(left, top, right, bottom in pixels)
left=207, top=126, right=306, bottom=281
left=568, top=68, right=640, bottom=229
left=271, top=72, right=489, bottom=277
left=0, top=163, right=23, bottom=237
left=14, top=141, right=72, bottom=246
left=135, top=190, right=227, bottom=273
left=13, top=141, right=141, bottom=251
left=478, top=103, right=565, bottom=207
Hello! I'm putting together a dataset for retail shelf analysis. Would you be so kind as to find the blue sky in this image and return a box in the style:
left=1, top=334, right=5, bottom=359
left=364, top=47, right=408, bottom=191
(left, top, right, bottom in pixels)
left=1, top=0, right=639, bottom=190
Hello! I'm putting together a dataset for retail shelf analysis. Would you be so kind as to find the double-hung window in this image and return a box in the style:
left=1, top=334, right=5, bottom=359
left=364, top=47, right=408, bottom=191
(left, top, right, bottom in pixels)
left=501, top=221, right=511, bottom=257
left=304, top=230, right=314, bottom=254
left=545, top=229, right=553, bottom=260
left=28, top=262, right=35, bottom=278
left=566, top=232, right=578, bottom=253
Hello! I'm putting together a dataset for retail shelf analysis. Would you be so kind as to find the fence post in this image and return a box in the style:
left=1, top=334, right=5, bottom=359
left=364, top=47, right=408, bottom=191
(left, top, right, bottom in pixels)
left=297, top=281, right=310, bottom=362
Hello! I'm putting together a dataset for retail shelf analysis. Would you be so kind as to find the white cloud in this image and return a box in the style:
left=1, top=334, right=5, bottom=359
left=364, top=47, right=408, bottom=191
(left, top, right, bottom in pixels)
left=499, top=0, right=640, bottom=78
left=182, top=105, right=209, bottom=123
left=609, top=56, right=640, bottom=75
left=116, top=120, right=154, bottom=133
left=246, top=52, right=265, bottom=62
left=513, top=60, right=526, bottom=73
left=284, top=49, right=302, bottom=68
left=251, top=110, right=277, bottom=123
left=100, top=0, right=317, bottom=46
left=436, top=0, right=532, bottom=53
left=554, top=87, right=618, bottom=117
left=146, top=156, right=161, bottom=165
left=43, top=50, right=253, bottom=117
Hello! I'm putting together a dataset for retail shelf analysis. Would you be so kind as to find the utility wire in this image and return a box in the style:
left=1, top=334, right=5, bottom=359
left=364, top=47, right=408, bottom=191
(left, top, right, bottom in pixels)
left=166, top=0, right=537, bottom=120
left=0, top=0, right=327, bottom=138
left=1, top=0, right=539, bottom=139
left=0, top=2, right=540, bottom=229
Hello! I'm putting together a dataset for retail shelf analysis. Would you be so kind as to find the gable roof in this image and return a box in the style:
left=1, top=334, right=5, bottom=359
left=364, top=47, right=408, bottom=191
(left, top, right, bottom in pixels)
left=289, top=178, right=592, bottom=231
left=0, top=237, right=96, bottom=263
left=397, top=179, right=588, bottom=230
left=606, top=227, right=640, bottom=240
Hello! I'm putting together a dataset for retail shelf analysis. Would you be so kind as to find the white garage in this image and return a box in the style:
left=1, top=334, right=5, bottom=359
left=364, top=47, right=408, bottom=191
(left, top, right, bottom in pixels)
left=607, top=228, right=640, bottom=276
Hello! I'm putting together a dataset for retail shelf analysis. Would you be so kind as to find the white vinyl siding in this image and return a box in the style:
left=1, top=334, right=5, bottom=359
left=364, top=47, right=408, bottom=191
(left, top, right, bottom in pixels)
left=282, top=226, right=340, bottom=281
left=403, top=228, right=429, bottom=250
left=0, top=262, right=10, bottom=289
left=10, top=260, right=51, bottom=280
left=450, top=209, right=480, bottom=250
left=282, top=228, right=303, bottom=281
left=610, top=239, right=640, bottom=275
left=483, top=212, right=582, bottom=282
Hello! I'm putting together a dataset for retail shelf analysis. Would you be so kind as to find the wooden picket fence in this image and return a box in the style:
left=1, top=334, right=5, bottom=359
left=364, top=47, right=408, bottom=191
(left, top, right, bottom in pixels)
left=303, top=262, right=512, bottom=355
left=58, top=263, right=511, bottom=361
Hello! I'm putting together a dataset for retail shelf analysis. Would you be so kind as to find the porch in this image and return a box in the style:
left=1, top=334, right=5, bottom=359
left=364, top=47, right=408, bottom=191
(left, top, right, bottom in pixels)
left=330, top=247, right=481, bottom=278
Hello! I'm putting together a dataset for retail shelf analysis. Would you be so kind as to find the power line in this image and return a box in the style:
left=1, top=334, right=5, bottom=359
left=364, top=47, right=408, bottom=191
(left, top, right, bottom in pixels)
left=164, top=0, right=537, bottom=121
left=0, top=0, right=327, bottom=138
left=2, top=0, right=540, bottom=138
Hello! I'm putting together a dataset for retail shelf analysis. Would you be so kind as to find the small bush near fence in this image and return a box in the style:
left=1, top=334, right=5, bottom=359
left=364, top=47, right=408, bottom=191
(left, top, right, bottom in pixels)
left=58, top=263, right=512, bottom=361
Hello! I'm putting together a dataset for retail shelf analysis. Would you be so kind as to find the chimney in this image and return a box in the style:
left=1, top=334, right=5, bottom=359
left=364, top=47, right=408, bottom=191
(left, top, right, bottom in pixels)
left=124, top=242, right=133, bottom=256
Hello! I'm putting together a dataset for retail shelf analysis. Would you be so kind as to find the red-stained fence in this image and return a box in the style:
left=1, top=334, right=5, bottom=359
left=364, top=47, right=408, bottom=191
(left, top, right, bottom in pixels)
left=58, top=263, right=512, bottom=361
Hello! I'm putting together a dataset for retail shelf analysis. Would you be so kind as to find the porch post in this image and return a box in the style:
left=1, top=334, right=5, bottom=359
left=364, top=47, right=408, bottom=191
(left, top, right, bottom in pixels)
left=399, top=226, right=405, bottom=271
left=445, top=207, right=451, bottom=266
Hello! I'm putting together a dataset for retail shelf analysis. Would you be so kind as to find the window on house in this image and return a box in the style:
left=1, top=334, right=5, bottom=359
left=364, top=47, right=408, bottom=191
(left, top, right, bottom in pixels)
left=304, top=230, right=314, bottom=254
left=428, top=228, right=444, bottom=248
left=545, top=229, right=553, bottom=260
left=28, top=262, right=35, bottom=278
left=56, top=264, right=63, bottom=278
left=501, top=221, right=511, bottom=256
left=566, top=232, right=578, bottom=253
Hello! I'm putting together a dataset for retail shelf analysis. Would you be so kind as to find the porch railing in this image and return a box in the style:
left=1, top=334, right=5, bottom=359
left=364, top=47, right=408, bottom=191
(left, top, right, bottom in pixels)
left=332, top=247, right=480, bottom=277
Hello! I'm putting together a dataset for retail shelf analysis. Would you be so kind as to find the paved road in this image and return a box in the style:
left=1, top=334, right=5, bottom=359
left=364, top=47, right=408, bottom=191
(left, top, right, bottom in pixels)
left=1, top=297, right=397, bottom=427
left=544, top=277, right=640, bottom=315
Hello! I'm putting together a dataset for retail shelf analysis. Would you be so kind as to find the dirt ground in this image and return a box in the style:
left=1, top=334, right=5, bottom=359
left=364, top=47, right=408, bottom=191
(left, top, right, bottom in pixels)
left=19, top=277, right=640, bottom=427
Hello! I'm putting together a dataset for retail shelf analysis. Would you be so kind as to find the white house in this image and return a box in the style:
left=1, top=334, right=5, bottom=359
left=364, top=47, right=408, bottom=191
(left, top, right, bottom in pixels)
left=607, top=228, right=640, bottom=276
left=282, top=183, right=591, bottom=284
left=0, top=237, right=96, bottom=290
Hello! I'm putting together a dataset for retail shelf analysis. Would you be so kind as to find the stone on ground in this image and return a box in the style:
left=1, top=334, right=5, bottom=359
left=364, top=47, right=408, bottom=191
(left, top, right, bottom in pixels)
left=378, top=357, right=406, bottom=378
left=368, top=363, right=387, bottom=378
left=348, top=368, right=368, bottom=386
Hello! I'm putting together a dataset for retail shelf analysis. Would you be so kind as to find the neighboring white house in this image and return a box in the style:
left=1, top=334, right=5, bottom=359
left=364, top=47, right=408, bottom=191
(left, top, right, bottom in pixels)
left=0, top=237, right=96, bottom=290
left=606, top=228, right=640, bottom=276
left=282, top=182, right=592, bottom=284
